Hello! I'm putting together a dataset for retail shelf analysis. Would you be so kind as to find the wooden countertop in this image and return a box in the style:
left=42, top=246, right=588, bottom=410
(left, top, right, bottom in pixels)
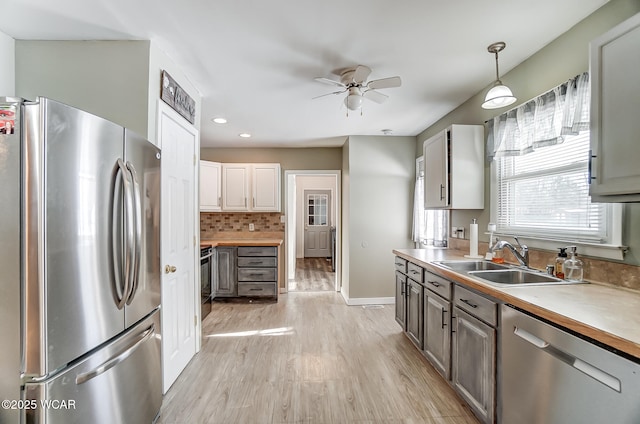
left=201, top=238, right=283, bottom=247
left=393, top=248, right=640, bottom=359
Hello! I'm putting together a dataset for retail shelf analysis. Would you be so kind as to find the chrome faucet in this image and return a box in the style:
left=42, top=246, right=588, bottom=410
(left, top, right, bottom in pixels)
left=490, top=237, right=529, bottom=268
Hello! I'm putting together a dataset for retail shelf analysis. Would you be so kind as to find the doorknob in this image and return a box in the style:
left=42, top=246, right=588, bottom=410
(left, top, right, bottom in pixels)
left=165, top=265, right=177, bottom=274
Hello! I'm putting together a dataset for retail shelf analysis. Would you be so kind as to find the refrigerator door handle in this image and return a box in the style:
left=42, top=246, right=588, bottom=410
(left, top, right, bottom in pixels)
left=113, top=159, right=133, bottom=309
left=125, top=162, right=142, bottom=304
left=75, top=324, right=155, bottom=385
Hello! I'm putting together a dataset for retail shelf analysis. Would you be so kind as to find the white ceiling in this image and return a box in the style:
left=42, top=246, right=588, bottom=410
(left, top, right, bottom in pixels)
left=1, top=0, right=608, bottom=148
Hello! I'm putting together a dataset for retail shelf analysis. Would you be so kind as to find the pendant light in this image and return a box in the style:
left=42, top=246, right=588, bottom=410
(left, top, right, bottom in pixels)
left=482, top=41, right=516, bottom=109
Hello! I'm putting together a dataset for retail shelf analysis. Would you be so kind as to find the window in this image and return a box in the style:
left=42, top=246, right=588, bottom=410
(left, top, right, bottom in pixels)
left=413, top=157, right=448, bottom=247
left=488, top=73, right=624, bottom=259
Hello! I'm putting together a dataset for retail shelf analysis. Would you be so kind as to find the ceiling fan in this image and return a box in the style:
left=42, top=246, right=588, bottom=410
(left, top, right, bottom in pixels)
left=313, top=65, right=402, bottom=112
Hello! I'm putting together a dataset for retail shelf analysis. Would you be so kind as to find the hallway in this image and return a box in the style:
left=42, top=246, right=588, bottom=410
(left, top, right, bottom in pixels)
left=158, top=291, right=478, bottom=423
left=289, top=258, right=335, bottom=292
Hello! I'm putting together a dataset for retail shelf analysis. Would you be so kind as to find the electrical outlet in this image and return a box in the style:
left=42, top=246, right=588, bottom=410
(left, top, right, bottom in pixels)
left=249, top=223, right=255, bottom=231
left=451, top=227, right=458, bottom=238
left=280, top=215, right=286, bottom=223
left=458, top=227, right=465, bottom=239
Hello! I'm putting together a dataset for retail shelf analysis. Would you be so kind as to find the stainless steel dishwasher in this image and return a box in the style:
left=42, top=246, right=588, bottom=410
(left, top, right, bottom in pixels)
left=500, top=304, right=640, bottom=424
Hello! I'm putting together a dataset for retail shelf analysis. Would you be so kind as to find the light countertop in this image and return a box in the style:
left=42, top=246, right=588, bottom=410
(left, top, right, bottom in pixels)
left=201, top=231, right=284, bottom=248
left=393, top=248, right=640, bottom=359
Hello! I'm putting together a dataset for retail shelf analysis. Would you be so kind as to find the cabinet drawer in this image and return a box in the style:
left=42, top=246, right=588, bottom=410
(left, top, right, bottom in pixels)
left=238, top=282, right=277, bottom=296
left=394, top=257, right=407, bottom=274
left=238, top=268, right=277, bottom=282
left=407, top=262, right=424, bottom=284
left=454, top=285, right=497, bottom=326
left=237, top=246, right=276, bottom=257
left=424, top=271, right=452, bottom=300
left=237, top=257, right=277, bottom=268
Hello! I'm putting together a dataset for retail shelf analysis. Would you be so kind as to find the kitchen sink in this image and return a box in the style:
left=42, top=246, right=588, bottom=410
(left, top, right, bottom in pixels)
left=468, top=269, right=585, bottom=286
left=435, top=260, right=511, bottom=272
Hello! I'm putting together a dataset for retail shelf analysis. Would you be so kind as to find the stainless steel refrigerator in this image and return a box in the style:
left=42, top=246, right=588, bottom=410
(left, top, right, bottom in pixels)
left=0, top=97, right=162, bottom=424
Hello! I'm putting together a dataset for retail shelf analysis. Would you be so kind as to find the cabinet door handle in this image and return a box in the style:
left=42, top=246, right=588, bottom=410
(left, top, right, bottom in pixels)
left=218, top=196, right=221, bottom=206
left=588, top=149, right=596, bottom=183
left=401, top=283, right=405, bottom=295
left=441, top=308, right=447, bottom=329
left=439, top=184, right=445, bottom=201
left=460, top=299, right=478, bottom=309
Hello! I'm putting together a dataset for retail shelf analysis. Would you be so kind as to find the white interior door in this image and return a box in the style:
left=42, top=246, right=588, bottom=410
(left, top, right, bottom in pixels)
left=303, top=190, right=331, bottom=257
left=158, top=102, right=198, bottom=393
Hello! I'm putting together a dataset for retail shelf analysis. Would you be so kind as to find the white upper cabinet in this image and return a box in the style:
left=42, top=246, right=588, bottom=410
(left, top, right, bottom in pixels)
left=589, top=12, right=640, bottom=202
left=199, top=161, right=222, bottom=212
left=423, top=124, right=484, bottom=209
left=221, top=163, right=281, bottom=212
left=252, top=164, right=281, bottom=211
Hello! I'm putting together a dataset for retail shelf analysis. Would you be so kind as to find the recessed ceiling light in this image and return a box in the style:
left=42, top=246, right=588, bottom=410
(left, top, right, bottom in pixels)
left=239, top=133, right=251, bottom=138
left=212, top=117, right=227, bottom=124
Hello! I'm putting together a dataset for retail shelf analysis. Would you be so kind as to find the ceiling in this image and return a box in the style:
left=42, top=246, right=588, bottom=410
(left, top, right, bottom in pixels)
left=1, top=0, right=608, bottom=148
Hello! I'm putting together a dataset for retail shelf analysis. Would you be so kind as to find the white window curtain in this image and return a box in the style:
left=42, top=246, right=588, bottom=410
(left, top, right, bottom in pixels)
left=487, top=72, right=590, bottom=161
left=413, top=158, right=448, bottom=247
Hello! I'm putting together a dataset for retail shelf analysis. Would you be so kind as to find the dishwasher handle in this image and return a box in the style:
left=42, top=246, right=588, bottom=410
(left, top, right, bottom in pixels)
left=513, top=326, right=621, bottom=392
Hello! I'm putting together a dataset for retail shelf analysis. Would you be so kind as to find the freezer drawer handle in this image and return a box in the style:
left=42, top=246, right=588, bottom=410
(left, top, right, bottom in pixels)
left=513, top=326, right=621, bottom=392
left=75, top=324, right=155, bottom=385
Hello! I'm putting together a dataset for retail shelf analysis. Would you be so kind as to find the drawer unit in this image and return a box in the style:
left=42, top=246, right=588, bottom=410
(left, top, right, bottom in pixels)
left=238, top=268, right=277, bottom=282
left=454, top=285, right=497, bottom=327
left=423, top=271, right=452, bottom=300
left=407, top=262, right=424, bottom=283
left=237, top=257, right=277, bottom=268
left=237, top=246, right=277, bottom=257
left=238, top=282, right=277, bottom=296
left=394, top=257, right=408, bottom=274
left=236, top=245, right=278, bottom=298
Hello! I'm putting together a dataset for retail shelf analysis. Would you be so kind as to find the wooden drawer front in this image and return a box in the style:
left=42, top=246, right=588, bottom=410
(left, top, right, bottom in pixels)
left=237, top=257, right=277, bottom=268
left=237, top=246, right=276, bottom=257
left=238, top=268, right=277, bottom=282
left=394, top=257, right=408, bottom=274
left=454, top=285, right=497, bottom=326
left=238, top=282, right=277, bottom=296
left=424, top=271, right=452, bottom=300
left=407, top=262, right=424, bottom=284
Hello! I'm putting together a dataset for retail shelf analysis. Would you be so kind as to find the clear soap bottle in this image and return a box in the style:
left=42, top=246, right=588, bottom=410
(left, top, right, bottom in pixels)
left=564, top=246, right=583, bottom=282
left=555, top=247, right=567, bottom=279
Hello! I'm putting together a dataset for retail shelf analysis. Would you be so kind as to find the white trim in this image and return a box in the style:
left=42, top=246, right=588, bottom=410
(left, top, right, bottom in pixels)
left=340, top=291, right=395, bottom=306
left=284, top=170, right=341, bottom=293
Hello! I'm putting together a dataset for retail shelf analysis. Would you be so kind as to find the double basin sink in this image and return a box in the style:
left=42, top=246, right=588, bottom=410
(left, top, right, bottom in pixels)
left=434, top=260, right=586, bottom=287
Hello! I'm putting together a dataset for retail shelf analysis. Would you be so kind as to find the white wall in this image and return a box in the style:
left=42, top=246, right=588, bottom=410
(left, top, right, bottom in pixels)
left=342, top=135, right=416, bottom=301
left=0, top=31, right=15, bottom=96
left=295, top=175, right=338, bottom=258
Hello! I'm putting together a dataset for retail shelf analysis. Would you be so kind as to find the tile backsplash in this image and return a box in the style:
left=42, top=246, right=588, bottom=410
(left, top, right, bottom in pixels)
left=449, top=237, right=640, bottom=292
left=200, top=212, right=284, bottom=239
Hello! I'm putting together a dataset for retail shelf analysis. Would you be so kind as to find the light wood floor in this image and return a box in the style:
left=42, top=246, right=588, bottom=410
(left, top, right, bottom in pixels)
left=158, top=291, right=479, bottom=424
left=289, top=258, right=335, bottom=292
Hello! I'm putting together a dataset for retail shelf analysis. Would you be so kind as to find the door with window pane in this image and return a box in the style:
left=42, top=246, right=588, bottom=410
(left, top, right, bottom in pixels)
left=304, top=190, right=331, bottom=257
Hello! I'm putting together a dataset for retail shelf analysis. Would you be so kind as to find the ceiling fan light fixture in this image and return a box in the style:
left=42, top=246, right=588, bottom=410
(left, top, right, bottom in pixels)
left=482, top=42, right=517, bottom=110
left=345, top=93, right=364, bottom=110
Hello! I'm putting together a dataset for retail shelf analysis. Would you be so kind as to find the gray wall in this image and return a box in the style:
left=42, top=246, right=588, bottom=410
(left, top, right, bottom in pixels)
left=417, top=0, right=640, bottom=265
left=343, top=135, right=416, bottom=300
left=16, top=40, right=151, bottom=137
left=0, top=31, right=14, bottom=96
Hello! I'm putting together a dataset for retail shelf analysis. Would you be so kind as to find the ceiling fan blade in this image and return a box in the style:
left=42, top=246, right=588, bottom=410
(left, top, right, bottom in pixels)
left=312, top=89, right=347, bottom=99
left=363, top=89, right=389, bottom=104
left=314, top=77, right=346, bottom=88
left=352, top=65, right=372, bottom=84
left=367, top=76, right=402, bottom=90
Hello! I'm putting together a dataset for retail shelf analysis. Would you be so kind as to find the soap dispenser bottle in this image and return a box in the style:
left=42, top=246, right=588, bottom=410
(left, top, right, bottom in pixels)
left=565, top=246, right=584, bottom=282
left=555, top=247, right=568, bottom=279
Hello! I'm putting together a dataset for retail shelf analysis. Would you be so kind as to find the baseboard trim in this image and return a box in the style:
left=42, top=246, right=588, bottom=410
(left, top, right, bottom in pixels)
left=339, top=293, right=395, bottom=306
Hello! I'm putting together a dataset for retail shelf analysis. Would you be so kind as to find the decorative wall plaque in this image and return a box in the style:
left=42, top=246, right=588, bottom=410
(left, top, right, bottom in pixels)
left=161, top=70, right=196, bottom=124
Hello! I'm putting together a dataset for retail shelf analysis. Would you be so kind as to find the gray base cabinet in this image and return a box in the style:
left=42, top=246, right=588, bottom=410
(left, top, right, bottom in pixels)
left=452, top=285, right=497, bottom=424
left=406, top=280, right=423, bottom=349
left=214, top=247, right=237, bottom=297
left=395, top=271, right=407, bottom=329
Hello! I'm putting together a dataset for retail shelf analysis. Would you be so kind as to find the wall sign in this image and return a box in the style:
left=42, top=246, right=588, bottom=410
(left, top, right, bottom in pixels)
left=160, top=70, right=196, bottom=124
